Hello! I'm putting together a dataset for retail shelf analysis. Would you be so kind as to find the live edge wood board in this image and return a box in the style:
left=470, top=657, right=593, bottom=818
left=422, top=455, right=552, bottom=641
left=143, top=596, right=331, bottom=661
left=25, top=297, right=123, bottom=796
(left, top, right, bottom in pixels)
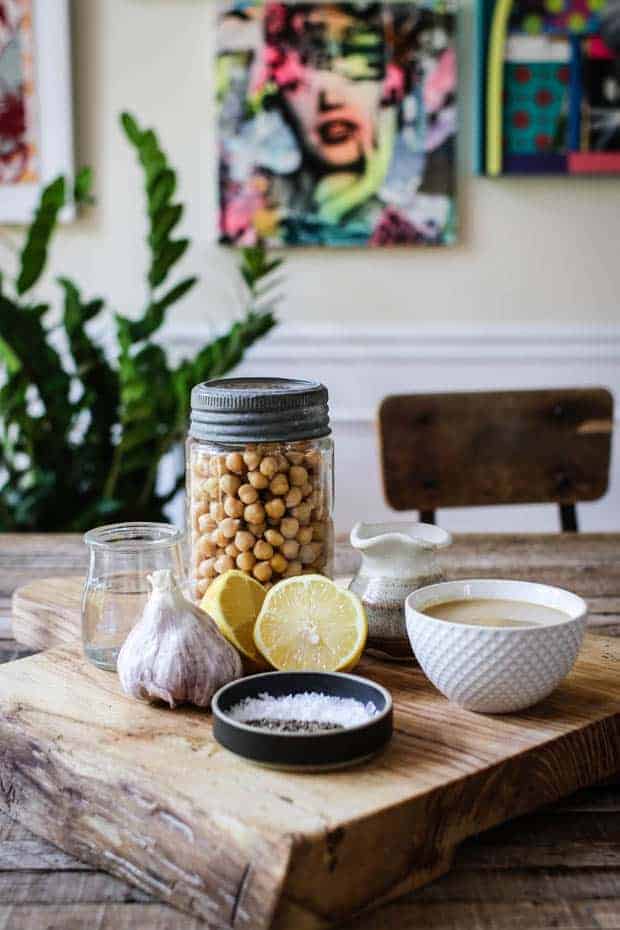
left=2, top=578, right=620, bottom=930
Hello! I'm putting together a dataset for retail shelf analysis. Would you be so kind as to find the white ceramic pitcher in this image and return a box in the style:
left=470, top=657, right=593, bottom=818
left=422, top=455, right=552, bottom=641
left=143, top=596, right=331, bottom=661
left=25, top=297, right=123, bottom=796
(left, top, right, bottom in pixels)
left=349, top=521, right=452, bottom=660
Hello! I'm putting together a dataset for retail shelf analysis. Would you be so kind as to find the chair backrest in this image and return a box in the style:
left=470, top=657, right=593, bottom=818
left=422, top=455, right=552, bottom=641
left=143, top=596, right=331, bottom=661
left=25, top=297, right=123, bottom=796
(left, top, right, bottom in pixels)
left=378, top=387, right=614, bottom=531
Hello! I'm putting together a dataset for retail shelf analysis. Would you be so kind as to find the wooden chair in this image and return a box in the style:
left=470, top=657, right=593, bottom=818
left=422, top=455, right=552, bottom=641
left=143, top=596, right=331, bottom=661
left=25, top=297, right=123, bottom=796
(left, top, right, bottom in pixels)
left=378, top=388, right=614, bottom=532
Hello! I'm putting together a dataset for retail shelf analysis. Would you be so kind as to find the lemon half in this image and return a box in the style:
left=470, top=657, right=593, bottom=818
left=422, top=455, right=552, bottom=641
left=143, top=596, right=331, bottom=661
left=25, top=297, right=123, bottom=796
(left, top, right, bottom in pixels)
left=253, top=575, right=367, bottom=672
left=201, top=570, right=267, bottom=666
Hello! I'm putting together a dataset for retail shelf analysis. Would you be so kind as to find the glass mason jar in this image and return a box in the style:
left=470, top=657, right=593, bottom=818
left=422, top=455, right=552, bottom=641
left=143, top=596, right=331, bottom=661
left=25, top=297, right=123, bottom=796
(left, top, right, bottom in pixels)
left=82, top=522, right=186, bottom=671
left=187, top=378, right=334, bottom=600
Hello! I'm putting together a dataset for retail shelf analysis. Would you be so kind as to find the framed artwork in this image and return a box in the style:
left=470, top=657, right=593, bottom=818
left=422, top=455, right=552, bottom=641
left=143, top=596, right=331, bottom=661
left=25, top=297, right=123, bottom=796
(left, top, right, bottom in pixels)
left=0, top=0, right=74, bottom=223
left=216, top=1, right=459, bottom=247
left=475, top=0, right=620, bottom=175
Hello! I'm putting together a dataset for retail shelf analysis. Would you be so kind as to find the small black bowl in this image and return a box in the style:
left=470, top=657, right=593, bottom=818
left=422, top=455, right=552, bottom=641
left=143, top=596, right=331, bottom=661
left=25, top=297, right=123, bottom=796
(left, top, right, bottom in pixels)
left=212, top=671, right=393, bottom=771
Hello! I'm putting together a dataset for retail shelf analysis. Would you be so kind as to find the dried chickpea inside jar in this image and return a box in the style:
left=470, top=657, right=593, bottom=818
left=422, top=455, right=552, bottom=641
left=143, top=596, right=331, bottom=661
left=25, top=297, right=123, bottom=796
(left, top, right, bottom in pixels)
left=187, top=378, right=334, bottom=599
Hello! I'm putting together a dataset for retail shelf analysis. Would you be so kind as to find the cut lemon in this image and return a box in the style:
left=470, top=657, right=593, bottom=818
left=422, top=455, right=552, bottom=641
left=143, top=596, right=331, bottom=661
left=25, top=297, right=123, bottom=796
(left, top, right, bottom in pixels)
left=200, top=570, right=268, bottom=666
left=253, top=575, right=367, bottom=672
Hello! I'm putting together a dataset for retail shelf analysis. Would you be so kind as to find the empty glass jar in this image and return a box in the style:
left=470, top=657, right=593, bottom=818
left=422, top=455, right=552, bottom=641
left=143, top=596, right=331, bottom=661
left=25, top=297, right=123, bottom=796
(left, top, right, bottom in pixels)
left=187, top=378, right=334, bottom=599
left=82, top=522, right=186, bottom=670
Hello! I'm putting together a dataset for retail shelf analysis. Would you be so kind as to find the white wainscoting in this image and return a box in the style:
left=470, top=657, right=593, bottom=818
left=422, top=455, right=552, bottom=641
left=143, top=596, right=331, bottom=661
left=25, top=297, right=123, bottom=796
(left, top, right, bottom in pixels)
left=167, top=326, right=620, bottom=535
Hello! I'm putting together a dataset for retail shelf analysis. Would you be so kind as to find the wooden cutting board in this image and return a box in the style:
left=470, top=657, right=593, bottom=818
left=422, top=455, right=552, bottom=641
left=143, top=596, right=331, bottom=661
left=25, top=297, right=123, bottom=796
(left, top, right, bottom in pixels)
left=3, top=578, right=620, bottom=930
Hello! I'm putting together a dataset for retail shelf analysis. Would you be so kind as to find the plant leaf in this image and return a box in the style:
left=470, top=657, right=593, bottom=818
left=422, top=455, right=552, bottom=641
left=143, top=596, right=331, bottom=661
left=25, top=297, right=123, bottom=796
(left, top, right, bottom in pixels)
left=126, top=276, right=197, bottom=341
left=148, top=239, right=189, bottom=289
left=74, top=167, right=95, bottom=205
left=16, top=177, right=66, bottom=295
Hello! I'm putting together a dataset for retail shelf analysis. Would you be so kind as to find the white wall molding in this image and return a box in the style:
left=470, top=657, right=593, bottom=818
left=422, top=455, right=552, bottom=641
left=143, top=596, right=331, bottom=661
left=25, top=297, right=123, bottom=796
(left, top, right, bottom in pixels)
left=167, top=324, right=620, bottom=363
left=167, top=324, right=619, bottom=534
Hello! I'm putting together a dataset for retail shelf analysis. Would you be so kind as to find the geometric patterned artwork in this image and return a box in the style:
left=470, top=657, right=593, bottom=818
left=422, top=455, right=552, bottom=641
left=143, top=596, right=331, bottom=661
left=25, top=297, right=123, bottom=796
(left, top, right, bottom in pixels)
left=0, top=0, right=37, bottom=185
left=476, top=0, right=620, bottom=175
left=217, top=1, right=459, bottom=247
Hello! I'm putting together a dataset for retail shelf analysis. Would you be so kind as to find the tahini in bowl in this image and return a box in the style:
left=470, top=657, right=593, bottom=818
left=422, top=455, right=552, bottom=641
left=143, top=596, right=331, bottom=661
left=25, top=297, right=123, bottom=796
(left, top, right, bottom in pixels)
left=405, top=579, right=587, bottom=713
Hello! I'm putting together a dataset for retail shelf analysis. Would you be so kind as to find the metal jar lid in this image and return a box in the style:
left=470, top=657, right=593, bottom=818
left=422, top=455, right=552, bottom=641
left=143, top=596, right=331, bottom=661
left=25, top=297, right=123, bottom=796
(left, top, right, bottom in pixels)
left=189, top=378, right=330, bottom=443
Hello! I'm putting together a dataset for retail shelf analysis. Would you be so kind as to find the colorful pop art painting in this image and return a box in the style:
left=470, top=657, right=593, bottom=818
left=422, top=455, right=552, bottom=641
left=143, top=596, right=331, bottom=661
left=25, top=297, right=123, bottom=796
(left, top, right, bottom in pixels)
left=476, top=0, right=620, bottom=174
left=0, top=0, right=37, bottom=186
left=217, top=1, right=458, bottom=247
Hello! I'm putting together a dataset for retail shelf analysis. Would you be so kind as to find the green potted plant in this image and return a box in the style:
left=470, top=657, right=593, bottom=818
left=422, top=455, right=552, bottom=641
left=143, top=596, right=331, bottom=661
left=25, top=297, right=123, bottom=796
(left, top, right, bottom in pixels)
left=0, top=113, right=280, bottom=531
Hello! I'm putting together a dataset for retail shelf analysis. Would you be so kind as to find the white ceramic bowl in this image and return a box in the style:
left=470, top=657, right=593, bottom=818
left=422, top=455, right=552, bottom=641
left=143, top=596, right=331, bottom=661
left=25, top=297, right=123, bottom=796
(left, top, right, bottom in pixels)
left=405, top=579, right=587, bottom=713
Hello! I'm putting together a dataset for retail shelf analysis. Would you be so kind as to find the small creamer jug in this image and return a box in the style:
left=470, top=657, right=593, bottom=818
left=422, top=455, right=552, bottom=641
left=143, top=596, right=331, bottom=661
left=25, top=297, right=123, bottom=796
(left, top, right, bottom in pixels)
left=349, top=521, right=452, bottom=660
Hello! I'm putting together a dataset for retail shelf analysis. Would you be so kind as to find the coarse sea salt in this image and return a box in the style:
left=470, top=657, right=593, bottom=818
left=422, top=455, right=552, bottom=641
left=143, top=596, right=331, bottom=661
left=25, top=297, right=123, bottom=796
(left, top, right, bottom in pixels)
left=228, top=691, right=378, bottom=731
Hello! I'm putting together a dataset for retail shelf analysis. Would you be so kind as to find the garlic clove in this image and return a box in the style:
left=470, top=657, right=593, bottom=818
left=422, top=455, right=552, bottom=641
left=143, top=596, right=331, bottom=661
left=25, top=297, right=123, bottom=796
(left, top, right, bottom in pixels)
left=117, top=569, right=242, bottom=709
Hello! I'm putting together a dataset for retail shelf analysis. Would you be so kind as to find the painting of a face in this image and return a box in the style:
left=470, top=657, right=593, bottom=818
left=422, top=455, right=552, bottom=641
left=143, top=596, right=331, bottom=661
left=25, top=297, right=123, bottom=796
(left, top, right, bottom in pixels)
left=276, top=6, right=385, bottom=167
left=217, top=1, right=458, bottom=247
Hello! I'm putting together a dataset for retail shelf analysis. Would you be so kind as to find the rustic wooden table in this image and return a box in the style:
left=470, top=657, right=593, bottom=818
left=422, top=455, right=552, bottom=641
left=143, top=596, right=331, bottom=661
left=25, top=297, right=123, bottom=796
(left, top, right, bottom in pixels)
left=0, top=533, right=618, bottom=930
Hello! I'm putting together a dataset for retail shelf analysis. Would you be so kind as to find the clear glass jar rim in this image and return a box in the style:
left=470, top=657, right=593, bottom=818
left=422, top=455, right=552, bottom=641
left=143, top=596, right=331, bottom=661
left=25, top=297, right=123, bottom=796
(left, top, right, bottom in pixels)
left=83, top=522, right=184, bottom=551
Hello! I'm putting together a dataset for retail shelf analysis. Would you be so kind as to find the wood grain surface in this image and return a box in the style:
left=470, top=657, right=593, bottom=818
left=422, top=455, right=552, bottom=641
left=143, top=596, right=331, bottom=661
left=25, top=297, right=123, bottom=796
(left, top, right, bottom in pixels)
left=12, top=534, right=620, bottom=651
left=1, top=534, right=619, bottom=930
left=378, top=389, right=614, bottom=525
left=3, top=573, right=620, bottom=927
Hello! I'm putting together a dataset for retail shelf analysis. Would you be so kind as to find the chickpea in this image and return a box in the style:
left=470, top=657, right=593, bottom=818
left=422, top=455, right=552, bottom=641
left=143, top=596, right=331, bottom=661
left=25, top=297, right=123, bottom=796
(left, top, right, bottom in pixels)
left=311, top=522, right=326, bottom=541
left=305, top=450, right=321, bottom=470
left=259, top=456, right=278, bottom=478
left=224, top=496, right=244, bottom=519
left=193, top=455, right=210, bottom=477
left=220, top=473, right=241, bottom=496
left=220, top=517, right=240, bottom=539
left=226, top=452, right=245, bottom=474
left=210, top=501, right=225, bottom=522
left=236, top=550, right=256, bottom=572
left=196, top=535, right=217, bottom=558
left=297, top=526, right=313, bottom=545
left=253, top=560, right=273, bottom=583
left=198, top=557, right=217, bottom=578
left=265, top=498, right=286, bottom=520
left=307, top=490, right=320, bottom=509
left=192, top=482, right=206, bottom=501
left=264, top=528, right=284, bottom=547
left=300, top=543, right=321, bottom=565
left=281, top=539, right=300, bottom=560
left=196, top=578, right=210, bottom=597
left=235, top=530, right=256, bottom=552
left=205, top=476, right=220, bottom=498
left=270, top=474, right=289, bottom=496
left=198, top=514, right=215, bottom=535
left=271, top=552, right=288, bottom=574
left=248, top=470, right=269, bottom=490
left=215, top=554, right=235, bottom=574
left=263, top=581, right=274, bottom=592
left=301, top=482, right=314, bottom=498
left=212, top=527, right=229, bottom=548
left=289, top=465, right=308, bottom=487
left=243, top=449, right=261, bottom=470
left=286, top=450, right=305, bottom=466
left=281, top=517, right=299, bottom=539
left=254, top=540, right=273, bottom=560
left=248, top=522, right=266, bottom=537
left=285, top=487, right=302, bottom=508
left=209, top=456, right=226, bottom=477
left=238, top=483, right=258, bottom=505
left=292, top=502, right=313, bottom=525
left=274, top=452, right=290, bottom=473
left=244, top=502, right=266, bottom=525
left=225, top=542, right=240, bottom=558
left=284, top=560, right=302, bottom=577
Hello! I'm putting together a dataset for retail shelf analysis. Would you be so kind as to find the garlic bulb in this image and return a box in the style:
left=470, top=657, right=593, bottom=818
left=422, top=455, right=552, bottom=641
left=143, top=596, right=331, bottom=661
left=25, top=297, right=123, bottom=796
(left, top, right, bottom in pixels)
left=117, top=569, right=242, bottom=708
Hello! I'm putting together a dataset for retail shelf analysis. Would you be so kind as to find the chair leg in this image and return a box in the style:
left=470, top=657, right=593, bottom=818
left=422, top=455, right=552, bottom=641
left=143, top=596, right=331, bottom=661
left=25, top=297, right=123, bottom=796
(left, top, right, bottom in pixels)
left=560, top=504, right=578, bottom=532
left=420, top=510, right=436, bottom=524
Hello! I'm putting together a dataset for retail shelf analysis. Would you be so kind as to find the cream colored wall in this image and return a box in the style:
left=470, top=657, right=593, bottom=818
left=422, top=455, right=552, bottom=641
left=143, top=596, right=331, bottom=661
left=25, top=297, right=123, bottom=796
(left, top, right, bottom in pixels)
left=46, top=0, right=619, bottom=331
